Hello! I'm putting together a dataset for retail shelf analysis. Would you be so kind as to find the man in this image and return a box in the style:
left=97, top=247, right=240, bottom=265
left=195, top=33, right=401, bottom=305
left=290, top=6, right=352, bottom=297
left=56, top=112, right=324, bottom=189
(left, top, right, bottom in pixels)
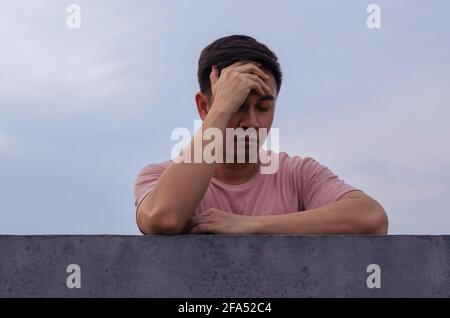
left=134, top=35, right=388, bottom=235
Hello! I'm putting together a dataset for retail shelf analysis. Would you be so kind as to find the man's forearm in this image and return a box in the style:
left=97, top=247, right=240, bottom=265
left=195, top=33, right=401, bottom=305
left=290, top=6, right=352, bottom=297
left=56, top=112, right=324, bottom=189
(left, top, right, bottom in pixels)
left=247, top=197, right=388, bottom=235
left=138, top=106, right=232, bottom=234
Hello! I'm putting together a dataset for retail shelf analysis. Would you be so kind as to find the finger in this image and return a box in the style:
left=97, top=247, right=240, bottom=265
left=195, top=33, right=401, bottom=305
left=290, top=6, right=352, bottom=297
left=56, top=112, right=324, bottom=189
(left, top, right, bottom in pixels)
left=188, top=218, right=199, bottom=229
left=243, top=73, right=271, bottom=94
left=242, top=76, right=267, bottom=96
left=188, top=225, right=198, bottom=234
left=234, top=63, right=270, bottom=81
left=185, top=218, right=195, bottom=230
left=181, top=222, right=192, bottom=234
left=226, top=60, right=251, bottom=70
left=203, top=208, right=218, bottom=216
left=189, top=216, right=214, bottom=229
left=189, top=223, right=214, bottom=234
left=220, top=61, right=258, bottom=76
left=249, top=80, right=266, bottom=96
left=210, top=66, right=219, bottom=86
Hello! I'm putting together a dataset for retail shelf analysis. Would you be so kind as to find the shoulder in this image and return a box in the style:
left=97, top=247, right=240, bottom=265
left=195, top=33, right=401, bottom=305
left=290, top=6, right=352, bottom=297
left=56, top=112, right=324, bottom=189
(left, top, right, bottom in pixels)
left=134, top=160, right=172, bottom=207
left=270, top=151, right=327, bottom=178
left=273, top=151, right=311, bottom=171
left=136, top=160, right=172, bottom=180
left=141, top=160, right=172, bottom=171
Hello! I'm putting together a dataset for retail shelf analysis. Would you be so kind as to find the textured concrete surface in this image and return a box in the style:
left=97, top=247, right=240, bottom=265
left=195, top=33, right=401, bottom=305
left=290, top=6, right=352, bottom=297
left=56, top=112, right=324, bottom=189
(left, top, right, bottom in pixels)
left=0, top=235, right=449, bottom=298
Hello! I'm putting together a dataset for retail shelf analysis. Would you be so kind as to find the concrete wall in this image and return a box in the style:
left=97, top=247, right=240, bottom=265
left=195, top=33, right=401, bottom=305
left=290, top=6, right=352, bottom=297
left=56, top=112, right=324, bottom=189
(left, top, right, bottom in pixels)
left=0, top=235, right=449, bottom=297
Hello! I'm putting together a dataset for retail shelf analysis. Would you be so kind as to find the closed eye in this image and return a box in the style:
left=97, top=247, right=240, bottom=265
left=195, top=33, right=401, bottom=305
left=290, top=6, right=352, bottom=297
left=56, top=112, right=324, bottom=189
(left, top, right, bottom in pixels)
left=256, top=104, right=273, bottom=112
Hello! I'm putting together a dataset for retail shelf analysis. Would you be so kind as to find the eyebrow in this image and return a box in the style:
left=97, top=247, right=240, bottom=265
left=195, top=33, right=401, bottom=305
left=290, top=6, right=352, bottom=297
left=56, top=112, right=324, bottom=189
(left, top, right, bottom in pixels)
left=258, top=94, right=275, bottom=101
left=245, top=92, right=275, bottom=105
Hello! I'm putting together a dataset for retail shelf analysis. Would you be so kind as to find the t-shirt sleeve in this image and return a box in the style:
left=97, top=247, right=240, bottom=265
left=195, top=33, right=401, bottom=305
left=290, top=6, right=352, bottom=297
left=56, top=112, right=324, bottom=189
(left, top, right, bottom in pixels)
left=134, top=162, right=169, bottom=209
left=300, top=157, right=359, bottom=210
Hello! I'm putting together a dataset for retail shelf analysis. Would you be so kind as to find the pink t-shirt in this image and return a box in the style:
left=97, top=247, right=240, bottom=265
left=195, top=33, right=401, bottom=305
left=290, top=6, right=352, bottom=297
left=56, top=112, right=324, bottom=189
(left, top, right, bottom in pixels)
left=134, top=152, right=359, bottom=218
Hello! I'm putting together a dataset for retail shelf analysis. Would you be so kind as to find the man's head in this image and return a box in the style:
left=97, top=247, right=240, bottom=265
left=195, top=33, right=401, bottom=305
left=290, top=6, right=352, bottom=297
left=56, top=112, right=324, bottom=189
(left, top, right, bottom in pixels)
left=195, top=35, right=282, bottom=163
left=197, top=35, right=282, bottom=99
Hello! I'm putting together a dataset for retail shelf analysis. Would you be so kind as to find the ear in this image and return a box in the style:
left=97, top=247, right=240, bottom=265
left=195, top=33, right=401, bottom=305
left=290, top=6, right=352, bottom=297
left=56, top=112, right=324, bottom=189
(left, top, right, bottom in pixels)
left=195, top=92, right=211, bottom=121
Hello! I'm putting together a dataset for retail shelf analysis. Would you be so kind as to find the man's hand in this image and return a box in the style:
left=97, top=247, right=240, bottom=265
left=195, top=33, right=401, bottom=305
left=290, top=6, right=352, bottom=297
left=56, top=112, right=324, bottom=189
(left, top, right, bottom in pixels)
left=209, top=61, right=271, bottom=116
left=187, top=208, right=256, bottom=234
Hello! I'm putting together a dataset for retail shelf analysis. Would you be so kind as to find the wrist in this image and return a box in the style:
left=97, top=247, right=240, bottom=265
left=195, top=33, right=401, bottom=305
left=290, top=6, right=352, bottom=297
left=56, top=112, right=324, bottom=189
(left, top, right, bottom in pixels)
left=243, top=215, right=266, bottom=234
left=208, top=102, right=234, bottom=119
left=202, top=109, right=232, bottom=134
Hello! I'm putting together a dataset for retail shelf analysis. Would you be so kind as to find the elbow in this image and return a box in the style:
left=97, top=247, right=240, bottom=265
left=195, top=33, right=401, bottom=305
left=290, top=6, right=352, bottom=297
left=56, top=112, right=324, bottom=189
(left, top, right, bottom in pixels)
left=374, top=208, right=389, bottom=234
left=364, top=200, right=389, bottom=235
left=137, top=206, right=185, bottom=235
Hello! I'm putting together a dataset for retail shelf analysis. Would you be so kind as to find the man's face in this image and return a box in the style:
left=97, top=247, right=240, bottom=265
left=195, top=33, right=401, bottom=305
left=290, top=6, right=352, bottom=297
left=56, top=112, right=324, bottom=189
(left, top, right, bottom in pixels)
left=225, top=68, right=277, bottom=130
left=222, top=65, right=277, bottom=161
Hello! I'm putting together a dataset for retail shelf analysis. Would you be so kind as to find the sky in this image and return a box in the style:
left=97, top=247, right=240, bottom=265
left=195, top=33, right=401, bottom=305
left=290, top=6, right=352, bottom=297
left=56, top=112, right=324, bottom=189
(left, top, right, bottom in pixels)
left=0, top=0, right=449, bottom=234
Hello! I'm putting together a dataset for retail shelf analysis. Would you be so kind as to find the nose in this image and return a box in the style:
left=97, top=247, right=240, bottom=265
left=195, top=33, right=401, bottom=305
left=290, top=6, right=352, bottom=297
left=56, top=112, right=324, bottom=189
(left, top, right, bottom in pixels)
left=239, top=106, right=260, bottom=129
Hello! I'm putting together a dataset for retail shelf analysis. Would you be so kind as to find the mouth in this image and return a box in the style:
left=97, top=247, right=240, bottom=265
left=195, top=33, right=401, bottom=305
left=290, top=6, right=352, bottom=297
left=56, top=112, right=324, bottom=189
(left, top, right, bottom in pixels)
left=236, top=136, right=258, bottom=143
left=242, top=139, right=258, bottom=149
left=239, top=140, right=257, bottom=148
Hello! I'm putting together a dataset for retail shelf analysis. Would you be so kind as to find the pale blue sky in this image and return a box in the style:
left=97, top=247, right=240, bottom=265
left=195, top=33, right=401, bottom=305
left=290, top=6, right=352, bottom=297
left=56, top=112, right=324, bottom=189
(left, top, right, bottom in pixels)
left=1, top=1, right=449, bottom=234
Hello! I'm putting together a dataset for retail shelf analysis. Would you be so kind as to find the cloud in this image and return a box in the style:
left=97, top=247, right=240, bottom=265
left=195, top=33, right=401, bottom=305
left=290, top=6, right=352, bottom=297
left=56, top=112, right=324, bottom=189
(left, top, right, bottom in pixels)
left=0, top=1, right=173, bottom=118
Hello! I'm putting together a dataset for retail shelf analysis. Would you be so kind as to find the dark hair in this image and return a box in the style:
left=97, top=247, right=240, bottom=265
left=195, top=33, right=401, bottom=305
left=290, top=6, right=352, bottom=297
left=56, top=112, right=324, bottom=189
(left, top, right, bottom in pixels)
left=197, top=35, right=283, bottom=98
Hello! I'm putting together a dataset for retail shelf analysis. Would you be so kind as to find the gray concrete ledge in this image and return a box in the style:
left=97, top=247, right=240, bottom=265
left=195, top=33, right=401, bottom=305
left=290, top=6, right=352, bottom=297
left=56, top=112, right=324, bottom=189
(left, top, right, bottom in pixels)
left=1, top=235, right=449, bottom=298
